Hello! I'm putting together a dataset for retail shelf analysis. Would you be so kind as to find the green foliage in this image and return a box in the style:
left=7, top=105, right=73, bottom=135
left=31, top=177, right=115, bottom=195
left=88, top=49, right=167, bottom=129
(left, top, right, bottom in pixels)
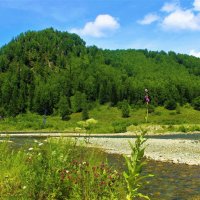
left=71, top=91, right=84, bottom=112
left=123, top=132, right=153, bottom=200
left=0, top=138, right=125, bottom=199
left=82, top=94, right=89, bottom=120
left=164, top=99, right=177, bottom=110
left=1, top=28, right=200, bottom=119
left=0, top=107, right=6, bottom=117
left=58, top=96, right=71, bottom=120
left=148, top=104, right=155, bottom=113
left=77, top=118, right=98, bottom=133
left=121, top=100, right=130, bottom=118
left=2, top=105, right=200, bottom=133
left=192, top=96, right=200, bottom=111
left=112, top=121, right=132, bottom=133
left=176, top=103, right=181, bottom=114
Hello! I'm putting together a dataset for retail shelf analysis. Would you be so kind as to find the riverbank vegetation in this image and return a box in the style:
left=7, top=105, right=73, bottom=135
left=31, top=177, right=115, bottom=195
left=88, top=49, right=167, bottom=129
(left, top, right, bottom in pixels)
left=0, top=134, right=152, bottom=199
left=1, top=104, right=200, bottom=133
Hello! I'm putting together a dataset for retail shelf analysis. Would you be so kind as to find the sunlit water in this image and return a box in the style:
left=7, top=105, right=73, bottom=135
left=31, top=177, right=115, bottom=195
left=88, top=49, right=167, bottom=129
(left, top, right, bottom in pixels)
left=2, top=136, right=200, bottom=200
left=106, top=153, right=200, bottom=200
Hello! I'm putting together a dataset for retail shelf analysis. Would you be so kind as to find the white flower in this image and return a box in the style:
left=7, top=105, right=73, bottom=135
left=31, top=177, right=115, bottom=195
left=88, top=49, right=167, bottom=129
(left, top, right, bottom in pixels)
left=23, top=186, right=27, bottom=190
left=38, top=143, right=43, bottom=146
left=28, top=147, right=33, bottom=151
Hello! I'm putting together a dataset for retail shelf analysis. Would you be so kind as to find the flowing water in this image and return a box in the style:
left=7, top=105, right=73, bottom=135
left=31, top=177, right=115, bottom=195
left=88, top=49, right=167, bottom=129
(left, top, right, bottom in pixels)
left=2, top=136, right=200, bottom=200
left=106, top=153, right=200, bottom=200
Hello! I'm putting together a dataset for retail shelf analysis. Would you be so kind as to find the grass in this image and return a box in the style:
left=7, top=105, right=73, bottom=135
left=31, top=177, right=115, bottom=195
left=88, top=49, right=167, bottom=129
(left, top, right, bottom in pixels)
left=0, top=135, right=151, bottom=199
left=1, top=105, right=200, bottom=133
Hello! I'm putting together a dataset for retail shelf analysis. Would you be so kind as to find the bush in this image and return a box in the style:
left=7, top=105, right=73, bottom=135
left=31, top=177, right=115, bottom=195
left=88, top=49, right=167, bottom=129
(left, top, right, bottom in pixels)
left=58, top=96, right=71, bottom=121
left=164, top=99, right=177, bottom=110
left=148, top=104, right=155, bottom=113
left=0, top=107, right=6, bottom=118
left=176, top=103, right=181, bottom=114
left=82, top=103, right=89, bottom=120
left=121, top=100, right=130, bottom=118
left=192, top=96, right=200, bottom=111
left=112, top=121, right=132, bottom=133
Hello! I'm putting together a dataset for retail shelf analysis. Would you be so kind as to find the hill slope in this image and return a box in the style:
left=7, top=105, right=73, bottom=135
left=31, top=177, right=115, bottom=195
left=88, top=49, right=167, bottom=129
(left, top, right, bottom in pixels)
left=0, top=28, right=200, bottom=116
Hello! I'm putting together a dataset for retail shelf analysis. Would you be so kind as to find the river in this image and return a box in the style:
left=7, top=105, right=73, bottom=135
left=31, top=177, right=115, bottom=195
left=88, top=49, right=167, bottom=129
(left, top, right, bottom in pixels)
left=2, top=136, right=200, bottom=200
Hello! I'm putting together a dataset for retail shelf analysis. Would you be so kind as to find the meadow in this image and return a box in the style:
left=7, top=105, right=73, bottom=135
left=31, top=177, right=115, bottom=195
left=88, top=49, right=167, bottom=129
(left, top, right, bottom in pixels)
left=1, top=104, right=200, bottom=134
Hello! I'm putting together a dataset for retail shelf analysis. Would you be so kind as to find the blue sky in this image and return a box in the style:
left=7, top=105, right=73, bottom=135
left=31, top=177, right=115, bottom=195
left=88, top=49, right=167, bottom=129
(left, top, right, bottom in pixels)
left=1, top=0, right=200, bottom=57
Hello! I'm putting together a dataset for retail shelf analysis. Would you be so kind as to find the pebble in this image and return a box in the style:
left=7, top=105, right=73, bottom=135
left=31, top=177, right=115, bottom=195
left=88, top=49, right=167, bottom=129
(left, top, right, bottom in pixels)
left=78, top=138, right=200, bottom=166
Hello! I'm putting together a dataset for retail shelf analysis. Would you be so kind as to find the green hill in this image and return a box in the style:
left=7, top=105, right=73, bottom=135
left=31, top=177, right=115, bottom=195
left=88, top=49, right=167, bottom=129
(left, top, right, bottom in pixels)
left=1, top=28, right=200, bottom=117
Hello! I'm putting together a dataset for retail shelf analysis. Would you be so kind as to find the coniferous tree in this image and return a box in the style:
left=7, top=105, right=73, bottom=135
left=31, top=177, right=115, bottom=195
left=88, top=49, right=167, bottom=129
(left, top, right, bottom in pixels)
left=82, top=94, right=89, bottom=120
left=58, top=96, right=71, bottom=120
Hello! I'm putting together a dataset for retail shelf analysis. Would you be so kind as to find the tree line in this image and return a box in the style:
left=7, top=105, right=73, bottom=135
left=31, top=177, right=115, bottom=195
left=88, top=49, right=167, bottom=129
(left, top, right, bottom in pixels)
left=0, top=28, right=200, bottom=117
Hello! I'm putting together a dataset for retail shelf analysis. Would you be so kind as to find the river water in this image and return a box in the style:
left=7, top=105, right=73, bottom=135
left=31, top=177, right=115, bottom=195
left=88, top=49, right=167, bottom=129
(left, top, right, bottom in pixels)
left=107, top=153, right=200, bottom=200
left=2, top=136, right=200, bottom=200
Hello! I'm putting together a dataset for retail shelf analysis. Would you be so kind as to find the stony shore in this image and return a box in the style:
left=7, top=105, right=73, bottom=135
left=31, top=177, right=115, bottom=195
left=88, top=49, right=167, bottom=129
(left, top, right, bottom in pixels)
left=79, top=137, right=200, bottom=166
left=1, top=132, right=200, bottom=165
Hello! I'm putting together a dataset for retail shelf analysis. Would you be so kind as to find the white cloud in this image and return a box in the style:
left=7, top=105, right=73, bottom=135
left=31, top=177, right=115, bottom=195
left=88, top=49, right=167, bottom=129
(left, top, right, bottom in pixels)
left=139, top=1, right=200, bottom=31
left=193, top=0, right=200, bottom=11
left=70, top=14, right=120, bottom=37
left=162, top=9, right=200, bottom=30
left=161, top=2, right=179, bottom=13
left=137, top=13, right=159, bottom=25
left=189, top=49, right=200, bottom=57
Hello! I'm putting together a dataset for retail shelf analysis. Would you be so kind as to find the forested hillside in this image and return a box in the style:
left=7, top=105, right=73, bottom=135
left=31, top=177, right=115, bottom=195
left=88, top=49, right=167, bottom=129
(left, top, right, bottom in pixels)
left=1, top=28, right=200, bottom=117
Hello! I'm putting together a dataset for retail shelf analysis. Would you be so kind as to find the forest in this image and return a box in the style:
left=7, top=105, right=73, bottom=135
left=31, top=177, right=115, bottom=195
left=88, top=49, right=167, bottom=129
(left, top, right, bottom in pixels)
left=1, top=28, right=200, bottom=118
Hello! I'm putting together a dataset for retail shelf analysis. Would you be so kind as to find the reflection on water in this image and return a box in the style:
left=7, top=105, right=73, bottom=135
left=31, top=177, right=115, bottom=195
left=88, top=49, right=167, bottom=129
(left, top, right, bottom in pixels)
left=107, top=153, right=200, bottom=200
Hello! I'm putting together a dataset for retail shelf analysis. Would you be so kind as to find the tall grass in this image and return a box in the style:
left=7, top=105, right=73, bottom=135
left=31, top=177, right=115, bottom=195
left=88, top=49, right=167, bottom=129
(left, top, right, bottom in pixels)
left=0, top=138, right=125, bottom=199
left=0, top=134, right=152, bottom=199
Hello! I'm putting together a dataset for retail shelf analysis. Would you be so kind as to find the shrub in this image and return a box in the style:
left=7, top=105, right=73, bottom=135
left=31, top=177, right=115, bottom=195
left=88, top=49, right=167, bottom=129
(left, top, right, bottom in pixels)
left=164, top=99, right=177, bottom=110
left=148, top=104, right=155, bottom=113
left=192, top=96, right=200, bottom=111
left=77, top=118, right=98, bottom=133
left=58, top=96, right=71, bottom=121
left=112, top=121, right=132, bottom=133
left=121, top=100, right=130, bottom=118
left=176, top=103, right=181, bottom=114
left=178, top=125, right=187, bottom=132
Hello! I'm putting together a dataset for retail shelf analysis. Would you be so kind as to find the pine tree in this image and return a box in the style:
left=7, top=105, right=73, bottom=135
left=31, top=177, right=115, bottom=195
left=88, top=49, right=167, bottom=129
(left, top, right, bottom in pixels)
left=82, top=94, right=89, bottom=120
left=58, top=96, right=71, bottom=120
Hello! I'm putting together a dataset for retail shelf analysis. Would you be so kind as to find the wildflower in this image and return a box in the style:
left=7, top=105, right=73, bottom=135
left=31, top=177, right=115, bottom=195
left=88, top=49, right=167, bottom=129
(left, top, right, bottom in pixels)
left=38, top=143, right=43, bottom=146
left=28, top=147, right=33, bottom=151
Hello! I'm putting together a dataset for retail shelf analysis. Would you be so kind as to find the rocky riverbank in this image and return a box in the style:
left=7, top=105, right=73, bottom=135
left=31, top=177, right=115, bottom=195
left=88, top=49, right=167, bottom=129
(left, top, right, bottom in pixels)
left=80, top=137, right=200, bottom=165
left=1, top=132, right=200, bottom=165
